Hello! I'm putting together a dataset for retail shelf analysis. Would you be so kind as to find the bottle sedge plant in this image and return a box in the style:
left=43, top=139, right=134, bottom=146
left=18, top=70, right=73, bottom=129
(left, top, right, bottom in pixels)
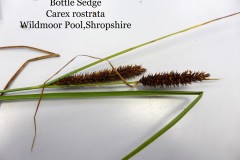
left=0, top=11, right=239, bottom=160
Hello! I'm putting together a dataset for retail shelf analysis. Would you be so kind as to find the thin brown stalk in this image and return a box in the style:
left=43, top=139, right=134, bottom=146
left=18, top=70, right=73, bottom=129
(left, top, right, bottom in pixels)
left=0, top=46, right=60, bottom=96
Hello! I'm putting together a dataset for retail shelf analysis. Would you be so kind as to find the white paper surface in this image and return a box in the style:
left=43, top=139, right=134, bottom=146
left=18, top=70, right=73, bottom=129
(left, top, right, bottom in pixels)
left=0, top=1, right=240, bottom=160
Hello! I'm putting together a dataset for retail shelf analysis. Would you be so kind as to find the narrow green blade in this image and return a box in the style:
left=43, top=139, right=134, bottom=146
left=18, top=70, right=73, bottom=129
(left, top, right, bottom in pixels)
left=0, top=90, right=203, bottom=159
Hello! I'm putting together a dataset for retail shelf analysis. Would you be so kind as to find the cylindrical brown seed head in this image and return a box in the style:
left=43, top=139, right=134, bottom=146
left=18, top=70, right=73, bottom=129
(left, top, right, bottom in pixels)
left=139, top=70, right=210, bottom=88
left=53, top=65, right=146, bottom=85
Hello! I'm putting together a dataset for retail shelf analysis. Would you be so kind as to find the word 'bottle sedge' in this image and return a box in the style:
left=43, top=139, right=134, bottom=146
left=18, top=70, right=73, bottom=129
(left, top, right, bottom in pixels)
left=50, top=0, right=102, bottom=8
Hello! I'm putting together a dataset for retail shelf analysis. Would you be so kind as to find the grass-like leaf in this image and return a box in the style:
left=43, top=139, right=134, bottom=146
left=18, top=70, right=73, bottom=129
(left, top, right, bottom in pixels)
left=0, top=11, right=238, bottom=95
left=0, top=90, right=203, bottom=159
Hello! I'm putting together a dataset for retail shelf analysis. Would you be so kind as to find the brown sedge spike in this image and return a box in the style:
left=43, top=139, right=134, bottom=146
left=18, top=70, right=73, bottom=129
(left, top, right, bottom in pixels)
left=53, top=65, right=146, bottom=86
left=139, top=70, right=211, bottom=88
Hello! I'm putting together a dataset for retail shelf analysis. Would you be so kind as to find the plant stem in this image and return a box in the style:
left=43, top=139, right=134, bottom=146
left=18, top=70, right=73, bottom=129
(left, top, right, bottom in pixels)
left=0, top=85, right=41, bottom=94
left=0, top=90, right=202, bottom=101
left=0, top=81, right=137, bottom=94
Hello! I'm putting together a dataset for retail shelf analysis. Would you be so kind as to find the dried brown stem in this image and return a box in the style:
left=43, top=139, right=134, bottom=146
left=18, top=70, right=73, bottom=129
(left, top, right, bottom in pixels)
left=0, top=46, right=60, bottom=96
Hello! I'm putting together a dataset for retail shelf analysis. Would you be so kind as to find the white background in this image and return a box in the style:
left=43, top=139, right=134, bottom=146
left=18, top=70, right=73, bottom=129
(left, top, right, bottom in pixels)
left=0, top=0, right=240, bottom=160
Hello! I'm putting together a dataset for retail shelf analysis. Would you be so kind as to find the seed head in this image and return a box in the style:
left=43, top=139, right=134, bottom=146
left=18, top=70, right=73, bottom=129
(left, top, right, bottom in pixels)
left=139, top=70, right=210, bottom=87
left=54, top=65, right=146, bottom=85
